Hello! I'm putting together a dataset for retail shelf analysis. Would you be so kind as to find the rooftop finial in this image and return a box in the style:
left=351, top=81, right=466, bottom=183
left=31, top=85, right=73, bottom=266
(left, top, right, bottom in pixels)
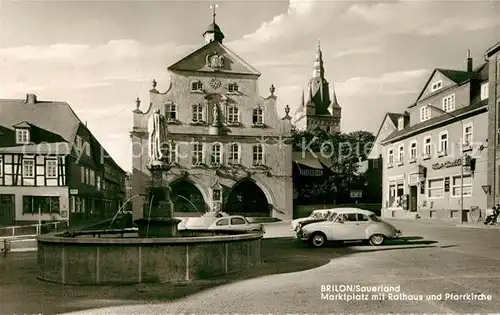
left=467, top=49, right=471, bottom=58
left=318, top=37, right=321, bottom=50
left=210, top=3, right=218, bottom=23
left=270, top=84, right=275, bottom=96
left=135, top=97, right=141, bottom=110
left=152, top=79, right=157, bottom=89
left=285, top=105, right=290, bottom=115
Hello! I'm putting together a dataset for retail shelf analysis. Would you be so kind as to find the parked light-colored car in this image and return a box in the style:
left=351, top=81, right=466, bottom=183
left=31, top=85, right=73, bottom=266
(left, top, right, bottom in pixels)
left=296, top=208, right=401, bottom=247
left=208, top=215, right=265, bottom=233
left=290, top=209, right=333, bottom=231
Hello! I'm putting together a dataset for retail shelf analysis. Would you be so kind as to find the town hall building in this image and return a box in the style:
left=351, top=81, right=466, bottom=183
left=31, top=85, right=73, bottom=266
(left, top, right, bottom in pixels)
left=130, top=12, right=293, bottom=220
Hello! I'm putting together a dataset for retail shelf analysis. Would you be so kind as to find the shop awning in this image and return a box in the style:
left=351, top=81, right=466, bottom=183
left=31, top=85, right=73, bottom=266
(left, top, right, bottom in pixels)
left=292, top=152, right=324, bottom=169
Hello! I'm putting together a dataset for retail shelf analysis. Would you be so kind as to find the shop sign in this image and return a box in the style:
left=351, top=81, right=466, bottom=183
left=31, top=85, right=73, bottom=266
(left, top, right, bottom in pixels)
left=432, top=158, right=461, bottom=170
left=299, top=169, right=323, bottom=177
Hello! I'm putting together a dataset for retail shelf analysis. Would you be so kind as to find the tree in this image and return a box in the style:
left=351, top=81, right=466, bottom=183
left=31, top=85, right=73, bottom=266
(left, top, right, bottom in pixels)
left=292, top=128, right=375, bottom=204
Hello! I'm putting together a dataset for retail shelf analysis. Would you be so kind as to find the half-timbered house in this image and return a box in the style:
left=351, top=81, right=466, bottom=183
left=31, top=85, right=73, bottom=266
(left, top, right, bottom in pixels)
left=0, top=94, right=126, bottom=227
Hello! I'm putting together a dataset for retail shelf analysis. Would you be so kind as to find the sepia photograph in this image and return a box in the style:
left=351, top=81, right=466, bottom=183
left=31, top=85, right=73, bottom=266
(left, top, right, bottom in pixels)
left=1, top=0, right=500, bottom=314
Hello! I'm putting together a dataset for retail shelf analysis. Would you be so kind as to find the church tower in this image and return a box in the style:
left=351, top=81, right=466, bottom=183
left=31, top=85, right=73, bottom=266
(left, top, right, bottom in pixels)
left=292, top=40, right=342, bottom=134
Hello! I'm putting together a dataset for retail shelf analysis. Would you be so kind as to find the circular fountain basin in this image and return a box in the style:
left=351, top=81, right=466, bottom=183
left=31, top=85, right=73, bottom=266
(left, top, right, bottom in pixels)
left=37, top=231, right=262, bottom=285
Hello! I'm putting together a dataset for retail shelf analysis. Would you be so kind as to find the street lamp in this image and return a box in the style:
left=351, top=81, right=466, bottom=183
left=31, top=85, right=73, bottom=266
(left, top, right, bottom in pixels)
left=427, top=105, right=465, bottom=224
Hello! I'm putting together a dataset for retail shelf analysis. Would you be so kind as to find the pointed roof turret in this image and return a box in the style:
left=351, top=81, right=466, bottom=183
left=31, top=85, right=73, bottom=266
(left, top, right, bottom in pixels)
left=203, top=4, right=225, bottom=44
left=312, top=38, right=324, bottom=79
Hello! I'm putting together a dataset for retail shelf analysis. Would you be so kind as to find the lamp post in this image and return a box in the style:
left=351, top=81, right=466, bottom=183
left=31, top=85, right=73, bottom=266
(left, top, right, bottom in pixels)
left=427, top=105, right=465, bottom=224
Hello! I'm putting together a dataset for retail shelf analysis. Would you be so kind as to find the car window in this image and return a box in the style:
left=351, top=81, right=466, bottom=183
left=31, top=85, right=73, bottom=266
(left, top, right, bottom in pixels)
left=231, top=217, right=246, bottom=225
left=344, top=213, right=358, bottom=222
left=335, top=214, right=346, bottom=222
left=369, top=214, right=381, bottom=222
left=357, top=214, right=369, bottom=221
left=322, top=211, right=331, bottom=219
left=216, top=218, right=229, bottom=226
left=328, top=212, right=338, bottom=221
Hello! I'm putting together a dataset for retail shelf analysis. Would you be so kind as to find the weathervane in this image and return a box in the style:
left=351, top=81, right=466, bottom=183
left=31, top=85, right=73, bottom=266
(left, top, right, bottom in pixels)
left=210, top=3, right=218, bottom=23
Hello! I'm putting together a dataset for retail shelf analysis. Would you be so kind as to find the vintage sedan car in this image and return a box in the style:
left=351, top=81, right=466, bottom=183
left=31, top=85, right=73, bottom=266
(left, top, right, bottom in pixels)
left=208, top=215, right=265, bottom=233
left=290, top=209, right=333, bottom=231
left=296, top=208, right=401, bottom=247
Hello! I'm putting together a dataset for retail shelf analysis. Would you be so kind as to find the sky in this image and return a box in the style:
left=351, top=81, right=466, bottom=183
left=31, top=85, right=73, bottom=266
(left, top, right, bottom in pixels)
left=1, top=0, right=500, bottom=172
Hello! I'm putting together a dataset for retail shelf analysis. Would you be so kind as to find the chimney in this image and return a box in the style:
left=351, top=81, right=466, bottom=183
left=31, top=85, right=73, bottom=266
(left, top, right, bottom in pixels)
left=466, top=49, right=473, bottom=72
left=25, top=94, right=37, bottom=104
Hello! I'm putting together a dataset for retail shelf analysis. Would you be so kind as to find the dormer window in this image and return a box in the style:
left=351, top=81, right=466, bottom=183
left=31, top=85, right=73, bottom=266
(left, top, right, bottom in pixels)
left=191, top=81, right=203, bottom=91
left=420, top=106, right=431, bottom=122
left=16, top=129, right=30, bottom=144
left=228, top=83, right=239, bottom=93
left=397, top=117, right=404, bottom=131
left=14, top=121, right=31, bottom=144
left=481, top=82, right=489, bottom=100
left=431, top=80, right=442, bottom=92
left=442, top=94, right=455, bottom=112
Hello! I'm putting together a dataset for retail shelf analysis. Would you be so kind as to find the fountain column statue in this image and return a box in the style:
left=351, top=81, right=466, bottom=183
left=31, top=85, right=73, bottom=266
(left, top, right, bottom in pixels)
left=134, top=109, right=181, bottom=238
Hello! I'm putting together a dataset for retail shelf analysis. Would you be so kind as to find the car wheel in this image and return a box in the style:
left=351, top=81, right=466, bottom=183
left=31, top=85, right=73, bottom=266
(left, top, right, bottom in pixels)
left=369, top=234, right=385, bottom=246
left=309, top=232, right=327, bottom=248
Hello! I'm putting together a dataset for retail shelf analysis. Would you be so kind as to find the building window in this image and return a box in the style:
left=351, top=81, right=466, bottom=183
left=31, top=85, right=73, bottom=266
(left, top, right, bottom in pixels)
left=90, top=169, right=95, bottom=186
left=409, top=141, right=417, bottom=161
left=227, top=107, right=239, bottom=124
left=228, top=143, right=240, bottom=165
left=387, top=148, right=394, bottom=165
left=0, top=158, right=2, bottom=177
left=80, top=166, right=85, bottom=183
left=165, top=104, right=177, bottom=121
left=23, top=196, right=60, bottom=214
left=16, top=129, right=30, bottom=144
left=192, top=143, right=204, bottom=165
left=451, top=175, right=472, bottom=197
left=252, top=144, right=264, bottom=165
left=481, top=82, right=489, bottom=101
left=76, top=135, right=83, bottom=150
left=420, top=106, right=431, bottom=122
left=388, top=181, right=404, bottom=208
left=192, top=104, right=204, bottom=122
left=191, top=81, right=203, bottom=91
left=85, top=168, right=90, bottom=184
left=463, top=124, right=473, bottom=145
left=211, top=143, right=222, bottom=165
left=497, top=59, right=500, bottom=79
left=431, top=80, right=442, bottom=92
left=23, top=159, right=34, bottom=178
left=166, top=142, right=178, bottom=164
left=252, top=107, right=264, bottom=125
left=428, top=178, right=444, bottom=198
left=397, top=117, right=404, bottom=131
left=97, top=176, right=101, bottom=191
left=397, top=145, right=404, bottom=164
left=439, top=132, right=448, bottom=154
left=228, top=83, right=239, bottom=92
left=424, top=136, right=432, bottom=157
left=85, top=141, right=91, bottom=156
left=46, top=159, right=57, bottom=178
left=442, top=94, right=455, bottom=112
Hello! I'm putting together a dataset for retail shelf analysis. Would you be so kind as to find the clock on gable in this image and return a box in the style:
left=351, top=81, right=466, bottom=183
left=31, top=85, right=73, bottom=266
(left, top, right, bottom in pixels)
left=210, top=78, right=222, bottom=90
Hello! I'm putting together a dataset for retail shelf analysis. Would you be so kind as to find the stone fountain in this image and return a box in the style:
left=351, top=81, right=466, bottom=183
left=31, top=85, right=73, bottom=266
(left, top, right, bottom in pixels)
left=134, top=108, right=181, bottom=237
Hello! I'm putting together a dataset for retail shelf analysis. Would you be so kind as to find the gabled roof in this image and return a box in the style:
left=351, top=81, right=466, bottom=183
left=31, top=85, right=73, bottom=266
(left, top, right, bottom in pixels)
left=485, top=41, right=500, bottom=58
left=411, top=66, right=483, bottom=107
left=13, top=121, right=32, bottom=128
left=382, top=99, right=488, bottom=145
left=372, top=112, right=401, bottom=142
left=0, top=98, right=80, bottom=143
left=167, top=40, right=261, bottom=76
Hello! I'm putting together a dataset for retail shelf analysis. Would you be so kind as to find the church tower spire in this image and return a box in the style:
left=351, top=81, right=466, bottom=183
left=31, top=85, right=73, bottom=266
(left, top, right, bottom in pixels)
left=312, top=39, right=324, bottom=79
left=203, top=4, right=225, bottom=44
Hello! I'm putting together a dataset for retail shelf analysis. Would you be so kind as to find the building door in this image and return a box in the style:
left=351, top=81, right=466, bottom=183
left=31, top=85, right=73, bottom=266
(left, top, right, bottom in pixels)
left=0, top=194, right=15, bottom=226
left=409, top=186, right=418, bottom=212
